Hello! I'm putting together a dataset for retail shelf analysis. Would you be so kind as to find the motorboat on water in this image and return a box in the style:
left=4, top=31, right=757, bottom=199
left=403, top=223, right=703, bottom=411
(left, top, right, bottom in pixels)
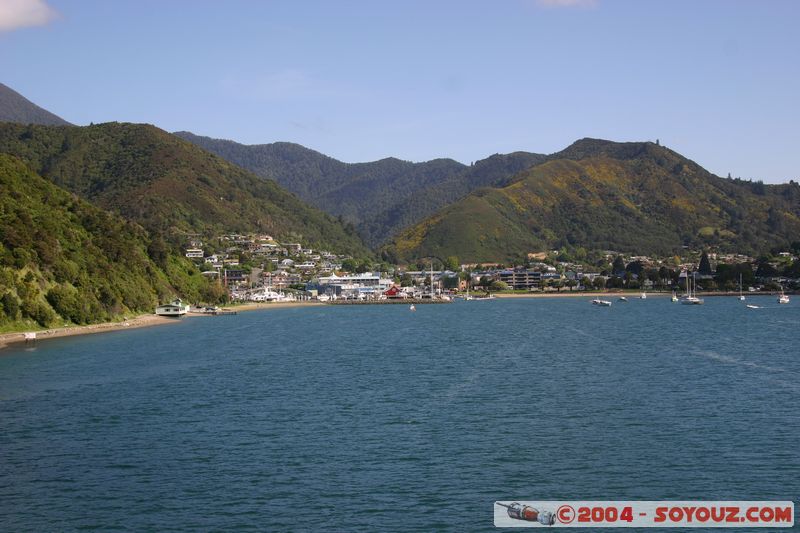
left=640, top=292, right=647, bottom=299
left=778, top=291, right=790, bottom=304
left=618, top=296, right=628, bottom=302
left=409, top=304, right=416, bottom=311
left=591, top=298, right=612, bottom=307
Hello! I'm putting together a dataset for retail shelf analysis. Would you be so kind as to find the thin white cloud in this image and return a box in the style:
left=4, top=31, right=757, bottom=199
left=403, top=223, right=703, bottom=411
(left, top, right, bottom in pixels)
left=536, top=0, right=597, bottom=8
left=0, top=0, right=58, bottom=32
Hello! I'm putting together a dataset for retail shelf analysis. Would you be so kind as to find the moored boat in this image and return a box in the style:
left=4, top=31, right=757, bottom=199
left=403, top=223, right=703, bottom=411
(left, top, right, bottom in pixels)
left=591, top=298, right=612, bottom=306
left=738, top=274, right=746, bottom=301
left=680, top=271, right=704, bottom=305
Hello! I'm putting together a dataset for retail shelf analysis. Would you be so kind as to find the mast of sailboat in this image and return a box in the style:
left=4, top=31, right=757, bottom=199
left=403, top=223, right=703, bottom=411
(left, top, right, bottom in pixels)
left=430, top=261, right=434, bottom=299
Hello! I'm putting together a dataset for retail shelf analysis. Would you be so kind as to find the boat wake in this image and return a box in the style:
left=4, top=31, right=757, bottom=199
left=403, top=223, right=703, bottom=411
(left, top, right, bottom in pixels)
left=689, top=349, right=785, bottom=374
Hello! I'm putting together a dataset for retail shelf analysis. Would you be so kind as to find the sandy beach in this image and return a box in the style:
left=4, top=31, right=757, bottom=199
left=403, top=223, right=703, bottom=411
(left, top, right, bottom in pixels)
left=220, top=301, right=323, bottom=312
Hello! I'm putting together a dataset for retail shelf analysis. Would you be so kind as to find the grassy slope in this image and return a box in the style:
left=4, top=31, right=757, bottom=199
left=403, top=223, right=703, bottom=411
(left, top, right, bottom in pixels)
left=388, top=142, right=800, bottom=262
left=0, top=122, right=371, bottom=257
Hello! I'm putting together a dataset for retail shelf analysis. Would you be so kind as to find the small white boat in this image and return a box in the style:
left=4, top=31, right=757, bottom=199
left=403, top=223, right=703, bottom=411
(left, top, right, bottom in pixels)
left=778, top=293, right=790, bottom=304
left=618, top=296, right=628, bottom=302
left=409, top=304, right=416, bottom=311
left=591, top=298, right=612, bottom=306
left=155, top=298, right=190, bottom=317
left=640, top=292, right=647, bottom=299
left=738, top=274, right=746, bottom=301
left=671, top=292, right=679, bottom=302
left=473, top=293, right=495, bottom=300
left=746, top=304, right=760, bottom=309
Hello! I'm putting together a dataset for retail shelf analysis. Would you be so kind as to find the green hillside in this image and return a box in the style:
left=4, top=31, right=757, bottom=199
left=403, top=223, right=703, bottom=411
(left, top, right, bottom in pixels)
left=387, top=140, right=800, bottom=262
left=0, top=122, right=370, bottom=256
left=0, top=82, right=71, bottom=126
left=175, top=131, right=545, bottom=245
left=0, top=155, right=226, bottom=331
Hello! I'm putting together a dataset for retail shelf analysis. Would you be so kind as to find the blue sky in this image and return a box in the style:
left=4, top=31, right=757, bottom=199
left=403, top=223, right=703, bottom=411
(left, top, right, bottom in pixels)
left=1, top=0, right=798, bottom=182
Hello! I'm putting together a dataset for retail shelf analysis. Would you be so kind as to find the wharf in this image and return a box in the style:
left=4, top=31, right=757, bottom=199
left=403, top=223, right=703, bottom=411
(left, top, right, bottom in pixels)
left=327, top=298, right=451, bottom=305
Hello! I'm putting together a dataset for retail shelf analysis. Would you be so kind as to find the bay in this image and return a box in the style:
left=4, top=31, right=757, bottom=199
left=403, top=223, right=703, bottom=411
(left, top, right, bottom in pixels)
left=0, top=297, right=798, bottom=531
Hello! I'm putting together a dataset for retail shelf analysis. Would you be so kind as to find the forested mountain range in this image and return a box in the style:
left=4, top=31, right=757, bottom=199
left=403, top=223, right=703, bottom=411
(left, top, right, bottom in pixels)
left=385, top=139, right=800, bottom=263
left=0, top=83, right=71, bottom=126
left=0, top=122, right=370, bottom=257
left=174, top=131, right=545, bottom=245
left=1, top=84, right=796, bottom=271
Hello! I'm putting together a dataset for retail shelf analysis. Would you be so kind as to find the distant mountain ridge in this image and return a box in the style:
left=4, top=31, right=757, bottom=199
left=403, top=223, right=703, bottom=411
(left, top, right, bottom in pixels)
left=174, top=131, right=546, bottom=245
left=386, top=138, right=800, bottom=262
left=0, top=82, right=71, bottom=126
left=0, top=122, right=371, bottom=257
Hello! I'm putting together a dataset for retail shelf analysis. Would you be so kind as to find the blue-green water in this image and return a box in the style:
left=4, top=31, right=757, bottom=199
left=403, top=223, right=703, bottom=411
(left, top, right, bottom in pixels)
left=0, top=297, right=797, bottom=531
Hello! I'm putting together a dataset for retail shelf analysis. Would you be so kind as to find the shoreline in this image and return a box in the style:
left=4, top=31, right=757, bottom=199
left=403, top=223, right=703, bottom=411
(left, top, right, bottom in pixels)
left=0, top=301, right=323, bottom=352
left=493, top=290, right=781, bottom=299
left=0, top=292, right=783, bottom=352
left=0, top=314, right=177, bottom=352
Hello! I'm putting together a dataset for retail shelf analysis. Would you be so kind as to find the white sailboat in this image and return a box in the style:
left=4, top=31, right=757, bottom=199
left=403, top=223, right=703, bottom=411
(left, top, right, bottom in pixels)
left=738, top=273, right=746, bottom=301
left=463, top=285, right=474, bottom=301
left=777, top=287, right=790, bottom=304
left=680, top=271, right=704, bottom=305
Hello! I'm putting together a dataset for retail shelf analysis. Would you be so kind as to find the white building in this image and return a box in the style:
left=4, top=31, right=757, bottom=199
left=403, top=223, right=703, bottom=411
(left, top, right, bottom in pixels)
left=185, top=248, right=204, bottom=258
left=318, top=272, right=393, bottom=297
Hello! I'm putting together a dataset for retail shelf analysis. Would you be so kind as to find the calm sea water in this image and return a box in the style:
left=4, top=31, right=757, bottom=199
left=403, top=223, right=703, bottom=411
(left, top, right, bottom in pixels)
left=0, top=296, right=798, bottom=531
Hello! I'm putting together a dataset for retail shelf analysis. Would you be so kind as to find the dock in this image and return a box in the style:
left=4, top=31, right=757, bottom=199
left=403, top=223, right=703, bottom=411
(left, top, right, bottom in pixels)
left=327, top=298, right=451, bottom=305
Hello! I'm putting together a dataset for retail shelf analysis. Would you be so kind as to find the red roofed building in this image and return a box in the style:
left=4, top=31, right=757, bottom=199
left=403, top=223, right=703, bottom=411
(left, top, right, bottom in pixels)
left=383, top=286, right=407, bottom=299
